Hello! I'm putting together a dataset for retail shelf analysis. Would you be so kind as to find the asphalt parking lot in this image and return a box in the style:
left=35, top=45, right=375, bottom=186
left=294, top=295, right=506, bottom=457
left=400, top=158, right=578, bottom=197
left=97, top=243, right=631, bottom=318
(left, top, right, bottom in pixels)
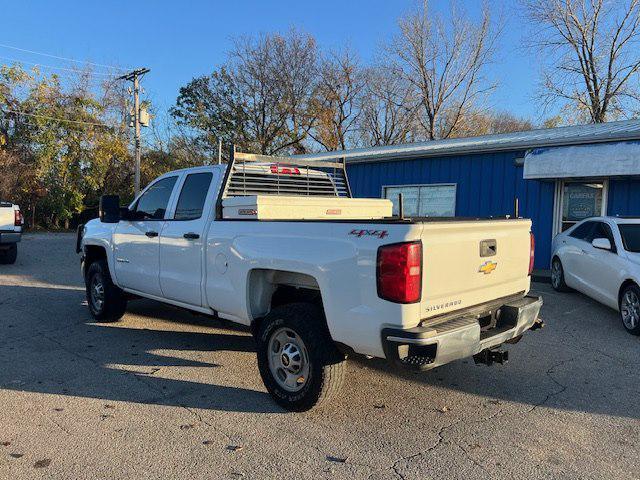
left=0, top=233, right=639, bottom=479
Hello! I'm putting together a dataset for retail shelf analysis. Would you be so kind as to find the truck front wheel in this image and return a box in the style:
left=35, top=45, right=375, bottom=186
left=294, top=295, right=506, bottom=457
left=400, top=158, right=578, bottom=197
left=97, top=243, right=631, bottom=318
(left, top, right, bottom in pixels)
left=256, top=303, right=346, bottom=411
left=85, top=260, right=127, bottom=322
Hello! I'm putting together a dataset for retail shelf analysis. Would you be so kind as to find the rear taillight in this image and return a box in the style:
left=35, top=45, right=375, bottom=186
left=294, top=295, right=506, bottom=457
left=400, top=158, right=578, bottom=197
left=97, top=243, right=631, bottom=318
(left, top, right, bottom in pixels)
left=14, top=209, right=23, bottom=227
left=377, top=241, right=422, bottom=303
left=529, top=233, right=535, bottom=275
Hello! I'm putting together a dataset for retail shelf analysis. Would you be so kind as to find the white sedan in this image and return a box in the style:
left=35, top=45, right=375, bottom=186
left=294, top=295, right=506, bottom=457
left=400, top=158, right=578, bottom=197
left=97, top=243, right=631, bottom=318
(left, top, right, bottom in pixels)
left=551, top=216, right=640, bottom=335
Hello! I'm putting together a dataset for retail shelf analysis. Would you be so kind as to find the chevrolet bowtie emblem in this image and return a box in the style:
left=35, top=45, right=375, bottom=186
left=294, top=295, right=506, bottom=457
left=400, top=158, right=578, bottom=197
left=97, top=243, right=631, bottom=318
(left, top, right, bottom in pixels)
left=478, top=260, right=497, bottom=274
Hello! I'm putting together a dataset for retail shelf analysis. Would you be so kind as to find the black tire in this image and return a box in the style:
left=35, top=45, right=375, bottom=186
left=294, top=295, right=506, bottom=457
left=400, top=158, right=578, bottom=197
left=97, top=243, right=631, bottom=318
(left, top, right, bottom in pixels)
left=256, top=303, right=346, bottom=412
left=551, top=257, right=571, bottom=292
left=619, top=284, right=640, bottom=336
left=85, top=259, right=127, bottom=322
left=0, top=244, right=17, bottom=265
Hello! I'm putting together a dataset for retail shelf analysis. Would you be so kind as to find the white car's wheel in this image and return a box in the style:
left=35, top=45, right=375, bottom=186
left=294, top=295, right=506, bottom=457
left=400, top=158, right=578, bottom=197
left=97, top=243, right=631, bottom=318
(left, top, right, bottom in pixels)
left=620, top=284, right=640, bottom=336
left=551, top=257, right=571, bottom=292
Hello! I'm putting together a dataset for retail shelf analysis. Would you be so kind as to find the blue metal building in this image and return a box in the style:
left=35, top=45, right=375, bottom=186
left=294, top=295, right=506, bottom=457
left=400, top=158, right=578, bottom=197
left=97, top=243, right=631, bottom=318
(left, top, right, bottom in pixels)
left=298, top=120, right=640, bottom=269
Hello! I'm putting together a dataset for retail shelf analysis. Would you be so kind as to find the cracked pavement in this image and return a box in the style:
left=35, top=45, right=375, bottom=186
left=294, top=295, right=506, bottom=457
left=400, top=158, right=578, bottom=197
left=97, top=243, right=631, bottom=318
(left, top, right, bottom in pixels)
left=0, top=233, right=639, bottom=479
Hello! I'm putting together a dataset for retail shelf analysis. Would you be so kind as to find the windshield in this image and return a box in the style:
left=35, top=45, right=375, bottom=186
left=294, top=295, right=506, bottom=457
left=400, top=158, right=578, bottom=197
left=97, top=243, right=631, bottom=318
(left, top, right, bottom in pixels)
left=618, top=224, right=640, bottom=253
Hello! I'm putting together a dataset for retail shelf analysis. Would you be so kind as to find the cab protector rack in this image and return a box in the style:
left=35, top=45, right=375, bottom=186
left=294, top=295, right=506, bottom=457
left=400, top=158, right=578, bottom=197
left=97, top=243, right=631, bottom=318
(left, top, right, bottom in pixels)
left=226, top=148, right=350, bottom=195
left=215, top=146, right=353, bottom=219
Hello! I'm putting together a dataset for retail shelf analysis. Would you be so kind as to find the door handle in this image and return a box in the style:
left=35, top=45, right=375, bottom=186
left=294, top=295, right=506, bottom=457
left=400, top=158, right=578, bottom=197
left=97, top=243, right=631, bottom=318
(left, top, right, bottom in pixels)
left=145, top=231, right=158, bottom=238
left=183, top=232, right=200, bottom=240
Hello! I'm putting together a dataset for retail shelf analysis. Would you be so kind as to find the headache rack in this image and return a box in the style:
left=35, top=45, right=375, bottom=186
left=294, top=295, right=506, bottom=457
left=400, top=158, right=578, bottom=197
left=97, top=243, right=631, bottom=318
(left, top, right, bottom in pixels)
left=220, top=148, right=351, bottom=199
left=215, top=146, right=393, bottom=221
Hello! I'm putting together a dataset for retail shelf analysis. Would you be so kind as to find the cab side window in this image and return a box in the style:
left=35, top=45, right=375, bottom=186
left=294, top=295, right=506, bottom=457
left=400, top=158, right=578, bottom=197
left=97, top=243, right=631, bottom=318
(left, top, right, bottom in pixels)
left=132, top=176, right=178, bottom=220
left=174, top=172, right=213, bottom=220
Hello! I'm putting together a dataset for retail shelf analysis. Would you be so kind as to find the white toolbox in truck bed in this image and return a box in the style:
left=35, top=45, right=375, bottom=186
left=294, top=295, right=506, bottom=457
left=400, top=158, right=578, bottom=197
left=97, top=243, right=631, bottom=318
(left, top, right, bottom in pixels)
left=222, top=195, right=393, bottom=220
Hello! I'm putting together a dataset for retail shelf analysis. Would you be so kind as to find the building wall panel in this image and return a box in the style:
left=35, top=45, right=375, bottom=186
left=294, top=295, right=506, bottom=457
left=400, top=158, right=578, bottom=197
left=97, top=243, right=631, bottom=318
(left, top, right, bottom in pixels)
left=347, top=151, right=555, bottom=268
left=608, top=178, right=640, bottom=216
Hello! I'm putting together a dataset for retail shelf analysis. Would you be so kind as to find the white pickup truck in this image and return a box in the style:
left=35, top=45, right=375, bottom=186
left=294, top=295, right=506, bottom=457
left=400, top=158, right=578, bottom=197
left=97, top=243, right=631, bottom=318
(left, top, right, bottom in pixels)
left=0, top=201, right=23, bottom=264
left=77, top=149, right=543, bottom=411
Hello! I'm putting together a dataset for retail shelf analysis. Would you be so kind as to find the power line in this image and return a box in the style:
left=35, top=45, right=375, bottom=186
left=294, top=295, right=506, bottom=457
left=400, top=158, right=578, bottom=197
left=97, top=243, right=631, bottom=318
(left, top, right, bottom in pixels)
left=0, top=42, right=128, bottom=71
left=5, top=119, right=118, bottom=134
left=1, top=108, right=116, bottom=129
left=0, top=55, right=116, bottom=77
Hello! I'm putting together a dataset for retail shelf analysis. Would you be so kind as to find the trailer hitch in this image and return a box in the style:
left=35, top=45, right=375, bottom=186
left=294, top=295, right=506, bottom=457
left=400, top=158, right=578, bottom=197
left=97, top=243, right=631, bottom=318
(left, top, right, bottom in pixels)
left=530, top=318, right=545, bottom=331
left=473, top=348, right=509, bottom=366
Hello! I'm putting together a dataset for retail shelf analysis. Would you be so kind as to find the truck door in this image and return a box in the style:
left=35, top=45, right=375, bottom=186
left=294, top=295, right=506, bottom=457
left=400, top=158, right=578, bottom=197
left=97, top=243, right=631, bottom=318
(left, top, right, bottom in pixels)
left=159, top=170, right=218, bottom=306
left=113, top=175, right=179, bottom=296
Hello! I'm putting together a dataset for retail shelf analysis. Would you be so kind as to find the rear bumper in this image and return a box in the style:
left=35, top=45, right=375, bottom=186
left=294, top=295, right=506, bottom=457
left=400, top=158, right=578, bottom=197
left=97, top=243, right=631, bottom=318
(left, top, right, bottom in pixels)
left=381, top=295, right=543, bottom=370
left=0, top=231, right=21, bottom=245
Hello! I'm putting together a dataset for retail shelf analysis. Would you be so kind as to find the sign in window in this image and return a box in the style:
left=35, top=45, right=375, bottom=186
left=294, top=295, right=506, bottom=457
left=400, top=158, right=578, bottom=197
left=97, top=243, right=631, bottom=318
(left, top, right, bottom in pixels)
left=561, top=182, right=604, bottom=231
left=383, top=184, right=456, bottom=217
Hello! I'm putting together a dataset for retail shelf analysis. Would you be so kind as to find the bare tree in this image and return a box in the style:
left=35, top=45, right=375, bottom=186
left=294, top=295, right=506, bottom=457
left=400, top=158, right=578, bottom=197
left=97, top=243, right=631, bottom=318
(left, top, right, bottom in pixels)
left=388, top=1, right=499, bottom=140
left=272, top=31, right=318, bottom=154
left=357, top=66, right=420, bottom=146
left=228, top=30, right=318, bottom=155
left=453, top=110, right=534, bottom=137
left=524, top=0, right=640, bottom=123
left=310, top=49, right=365, bottom=151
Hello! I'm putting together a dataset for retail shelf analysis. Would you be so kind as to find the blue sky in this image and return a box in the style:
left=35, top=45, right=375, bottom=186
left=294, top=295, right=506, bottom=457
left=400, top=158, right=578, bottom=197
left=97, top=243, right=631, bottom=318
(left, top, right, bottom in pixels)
left=2, top=0, right=541, bottom=123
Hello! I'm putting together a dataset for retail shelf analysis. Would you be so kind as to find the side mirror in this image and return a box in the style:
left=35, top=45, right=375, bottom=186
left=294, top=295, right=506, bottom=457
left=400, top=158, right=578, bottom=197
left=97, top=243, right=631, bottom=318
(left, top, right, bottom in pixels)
left=592, top=237, right=612, bottom=251
left=119, top=207, right=133, bottom=221
left=99, top=195, right=121, bottom=223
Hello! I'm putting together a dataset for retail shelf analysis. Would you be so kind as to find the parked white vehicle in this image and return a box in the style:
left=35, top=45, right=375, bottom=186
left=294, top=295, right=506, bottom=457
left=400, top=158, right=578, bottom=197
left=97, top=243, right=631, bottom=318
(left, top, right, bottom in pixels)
left=0, top=201, right=23, bottom=264
left=77, top=149, right=543, bottom=410
left=551, top=216, right=640, bottom=335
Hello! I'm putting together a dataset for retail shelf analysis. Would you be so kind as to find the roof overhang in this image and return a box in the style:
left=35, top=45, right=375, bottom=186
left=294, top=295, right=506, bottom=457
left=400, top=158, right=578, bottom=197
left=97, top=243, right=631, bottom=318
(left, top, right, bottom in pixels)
left=292, top=119, right=640, bottom=165
left=523, top=141, right=640, bottom=179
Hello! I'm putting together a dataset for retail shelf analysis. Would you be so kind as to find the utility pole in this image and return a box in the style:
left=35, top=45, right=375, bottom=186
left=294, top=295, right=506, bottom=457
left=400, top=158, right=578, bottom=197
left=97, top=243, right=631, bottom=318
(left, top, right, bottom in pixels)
left=117, top=68, right=150, bottom=197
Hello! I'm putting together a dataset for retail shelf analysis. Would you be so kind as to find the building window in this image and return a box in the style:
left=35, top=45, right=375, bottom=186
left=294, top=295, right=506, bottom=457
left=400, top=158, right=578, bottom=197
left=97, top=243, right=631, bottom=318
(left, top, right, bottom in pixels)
left=383, top=184, right=457, bottom=217
left=561, top=181, right=604, bottom=231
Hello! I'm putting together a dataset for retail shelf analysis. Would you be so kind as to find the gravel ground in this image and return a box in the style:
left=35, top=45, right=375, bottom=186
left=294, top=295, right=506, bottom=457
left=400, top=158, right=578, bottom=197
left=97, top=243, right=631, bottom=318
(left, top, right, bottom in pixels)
left=0, top=233, right=638, bottom=479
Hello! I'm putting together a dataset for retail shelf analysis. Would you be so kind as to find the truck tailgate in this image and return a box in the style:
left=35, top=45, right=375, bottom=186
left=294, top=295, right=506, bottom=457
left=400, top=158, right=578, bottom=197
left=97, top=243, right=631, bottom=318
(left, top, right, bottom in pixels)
left=420, top=219, right=532, bottom=320
left=0, top=205, right=15, bottom=231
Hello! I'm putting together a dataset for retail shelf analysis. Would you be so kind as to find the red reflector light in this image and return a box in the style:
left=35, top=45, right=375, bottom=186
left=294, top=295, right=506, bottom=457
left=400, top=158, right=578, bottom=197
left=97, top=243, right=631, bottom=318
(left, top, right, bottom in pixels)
left=270, top=164, right=300, bottom=175
left=377, top=241, right=422, bottom=303
left=14, top=209, right=23, bottom=227
left=529, top=233, right=535, bottom=275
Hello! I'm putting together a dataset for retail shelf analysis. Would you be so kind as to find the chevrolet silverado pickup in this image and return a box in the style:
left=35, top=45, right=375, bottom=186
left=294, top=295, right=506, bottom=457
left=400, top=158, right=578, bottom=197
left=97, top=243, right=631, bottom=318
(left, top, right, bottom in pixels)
left=0, top=201, right=23, bottom=264
left=77, top=149, right=543, bottom=411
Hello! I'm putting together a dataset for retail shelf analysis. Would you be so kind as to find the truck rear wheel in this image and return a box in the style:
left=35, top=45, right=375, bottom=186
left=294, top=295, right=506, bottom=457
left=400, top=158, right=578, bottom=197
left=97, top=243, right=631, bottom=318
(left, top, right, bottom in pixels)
left=0, top=244, right=17, bottom=265
left=256, top=303, right=346, bottom=411
left=85, top=259, right=127, bottom=322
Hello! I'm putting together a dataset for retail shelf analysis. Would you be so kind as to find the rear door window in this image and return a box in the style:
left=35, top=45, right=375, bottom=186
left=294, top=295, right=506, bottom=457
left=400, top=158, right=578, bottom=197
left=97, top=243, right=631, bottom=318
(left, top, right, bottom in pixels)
left=569, top=221, right=595, bottom=241
left=174, top=172, right=213, bottom=220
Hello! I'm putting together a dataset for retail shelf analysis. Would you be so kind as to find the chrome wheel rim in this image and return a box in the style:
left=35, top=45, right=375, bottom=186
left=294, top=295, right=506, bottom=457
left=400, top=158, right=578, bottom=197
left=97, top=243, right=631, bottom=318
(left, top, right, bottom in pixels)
left=621, top=290, right=640, bottom=330
left=268, top=327, right=310, bottom=392
left=551, top=260, right=561, bottom=289
left=90, top=275, right=105, bottom=312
